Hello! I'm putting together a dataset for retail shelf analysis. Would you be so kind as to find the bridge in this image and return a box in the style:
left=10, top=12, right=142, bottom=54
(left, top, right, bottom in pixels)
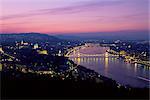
left=65, top=44, right=118, bottom=58
left=0, top=51, right=16, bottom=60
left=65, top=45, right=83, bottom=57
left=66, top=52, right=119, bottom=57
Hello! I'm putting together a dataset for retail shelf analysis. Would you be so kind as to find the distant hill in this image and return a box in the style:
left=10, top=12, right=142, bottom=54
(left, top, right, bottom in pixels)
left=0, top=33, right=62, bottom=44
left=54, top=30, right=149, bottom=41
left=55, top=34, right=83, bottom=41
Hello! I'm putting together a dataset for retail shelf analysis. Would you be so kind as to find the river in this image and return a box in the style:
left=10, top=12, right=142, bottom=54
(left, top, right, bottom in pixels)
left=69, top=45, right=150, bottom=88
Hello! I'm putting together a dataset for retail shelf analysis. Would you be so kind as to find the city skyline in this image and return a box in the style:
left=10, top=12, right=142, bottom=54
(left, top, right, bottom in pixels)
left=0, top=1, right=149, bottom=98
left=0, top=0, right=149, bottom=36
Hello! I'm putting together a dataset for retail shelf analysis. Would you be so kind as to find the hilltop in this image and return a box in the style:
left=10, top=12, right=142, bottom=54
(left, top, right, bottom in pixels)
left=0, top=33, right=62, bottom=44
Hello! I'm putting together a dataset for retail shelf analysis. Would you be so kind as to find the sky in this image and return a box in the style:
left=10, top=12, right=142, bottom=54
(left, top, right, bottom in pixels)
left=0, top=0, right=149, bottom=36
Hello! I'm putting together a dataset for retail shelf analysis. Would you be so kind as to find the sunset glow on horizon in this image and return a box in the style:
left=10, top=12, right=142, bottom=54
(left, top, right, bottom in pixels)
left=0, top=0, right=149, bottom=34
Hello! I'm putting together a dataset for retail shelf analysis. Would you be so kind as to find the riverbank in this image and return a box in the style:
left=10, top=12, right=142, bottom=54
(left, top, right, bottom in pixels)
left=107, top=50, right=150, bottom=67
left=68, top=45, right=149, bottom=88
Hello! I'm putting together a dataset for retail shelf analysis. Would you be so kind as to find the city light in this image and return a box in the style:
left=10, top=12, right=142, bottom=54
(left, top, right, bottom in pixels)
left=105, top=52, right=109, bottom=58
left=0, top=0, right=149, bottom=98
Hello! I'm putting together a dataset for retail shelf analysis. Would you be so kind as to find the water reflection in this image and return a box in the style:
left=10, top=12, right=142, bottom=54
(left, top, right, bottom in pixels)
left=77, top=57, right=81, bottom=65
left=104, top=57, right=109, bottom=76
left=69, top=46, right=150, bottom=88
left=105, top=57, right=108, bottom=68
left=71, top=56, right=149, bottom=87
left=134, top=63, right=137, bottom=73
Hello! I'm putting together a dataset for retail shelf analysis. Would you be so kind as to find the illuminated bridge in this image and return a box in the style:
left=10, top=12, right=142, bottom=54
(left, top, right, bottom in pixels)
left=65, top=44, right=118, bottom=58
left=66, top=52, right=118, bottom=57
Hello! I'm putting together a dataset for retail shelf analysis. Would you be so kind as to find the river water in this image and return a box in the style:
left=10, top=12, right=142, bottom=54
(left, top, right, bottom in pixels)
left=69, top=45, right=150, bottom=88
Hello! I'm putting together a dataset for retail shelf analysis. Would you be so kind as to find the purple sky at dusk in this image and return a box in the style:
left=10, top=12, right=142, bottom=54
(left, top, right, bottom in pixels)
left=0, top=0, right=149, bottom=35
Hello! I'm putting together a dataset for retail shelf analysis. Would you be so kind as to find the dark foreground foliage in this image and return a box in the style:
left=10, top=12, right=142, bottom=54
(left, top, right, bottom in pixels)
left=1, top=70, right=149, bottom=99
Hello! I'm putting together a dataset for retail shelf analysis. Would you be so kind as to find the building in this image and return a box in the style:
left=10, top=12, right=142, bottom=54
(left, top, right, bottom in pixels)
left=21, top=40, right=24, bottom=45
left=37, top=50, right=48, bottom=55
left=114, top=40, right=120, bottom=43
left=0, top=63, right=2, bottom=71
left=0, top=47, right=4, bottom=53
left=33, top=43, right=39, bottom=49
left=58, top=50, right=62, bottom=56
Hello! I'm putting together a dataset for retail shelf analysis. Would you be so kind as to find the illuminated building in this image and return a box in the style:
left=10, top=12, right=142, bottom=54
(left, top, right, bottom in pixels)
left=23, top=42, right=29, bottom=45
left=58, top=50, right=62, bottom=56
left=128, top=45, right=131, bottom=48
left=33, top=43, right=39, bottom=49
left=0, top=47, right=4, bottom=53
left=142, top=52, right=147, bottom=56
left=114, top=40, right=120, bottom=43
left=119, top=50, right=126, bottom=56
left=37, top=50, right=48, bottom=55
left=21, top=40, right=24, bottom=45
left=0, top=63, right=2, bottom=71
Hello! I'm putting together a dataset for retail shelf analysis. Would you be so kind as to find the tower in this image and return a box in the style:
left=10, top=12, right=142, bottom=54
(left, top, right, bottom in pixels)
left=33, top=43, right=39, bottom=49
left=21, top=40, right=24, bottom=45
left=105, top=52, right=108, bottom=58
left=77, top=51, right=80, bottom=57
left=58, top=50, right=61, bottom=56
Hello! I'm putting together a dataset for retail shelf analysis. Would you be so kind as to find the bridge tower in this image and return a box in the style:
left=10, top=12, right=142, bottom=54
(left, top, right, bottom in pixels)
left=105, top=52, right=109, bottom=58
left=77, top=50, right=80, bottom=57
left=73, top=50, right=76, bottom=56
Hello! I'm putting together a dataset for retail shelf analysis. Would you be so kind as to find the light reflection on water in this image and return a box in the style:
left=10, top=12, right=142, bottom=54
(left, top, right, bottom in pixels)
left=69, top=47, right=150, bottom=88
